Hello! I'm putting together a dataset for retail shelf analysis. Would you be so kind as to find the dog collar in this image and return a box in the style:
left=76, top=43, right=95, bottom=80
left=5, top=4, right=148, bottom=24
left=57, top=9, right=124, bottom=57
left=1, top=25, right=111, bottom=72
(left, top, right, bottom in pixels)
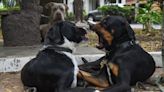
left=116, top=40, right=136, bottom=49
left=45, top=45, right=73, bottom=53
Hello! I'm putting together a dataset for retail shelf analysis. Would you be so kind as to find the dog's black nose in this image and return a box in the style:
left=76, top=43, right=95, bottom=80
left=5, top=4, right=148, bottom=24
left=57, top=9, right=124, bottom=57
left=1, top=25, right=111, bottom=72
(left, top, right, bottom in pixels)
left=56, top=12, right=61, bottom=16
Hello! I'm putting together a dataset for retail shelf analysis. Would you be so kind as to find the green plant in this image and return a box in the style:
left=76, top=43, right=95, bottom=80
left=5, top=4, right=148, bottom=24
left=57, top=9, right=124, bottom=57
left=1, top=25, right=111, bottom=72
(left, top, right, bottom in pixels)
left=66, top=10, right=87, bottom=21
left=66, top=12, right=75, bottom=21
left=0, top=0, right=20, bottom=12
left=136, top=1, right=162, bottom=31
left=98, top=5, right=134, bottom=23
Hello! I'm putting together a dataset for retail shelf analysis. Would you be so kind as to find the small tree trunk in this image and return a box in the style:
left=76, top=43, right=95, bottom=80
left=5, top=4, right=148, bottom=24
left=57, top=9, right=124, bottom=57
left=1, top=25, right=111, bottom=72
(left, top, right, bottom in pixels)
left=147, top=20, right=152, bottom=32
left=135, top=0, right=139, bottom=19
left=162, top=1, right=164, bottom=69
left=73, top=0, right=83, bottom=22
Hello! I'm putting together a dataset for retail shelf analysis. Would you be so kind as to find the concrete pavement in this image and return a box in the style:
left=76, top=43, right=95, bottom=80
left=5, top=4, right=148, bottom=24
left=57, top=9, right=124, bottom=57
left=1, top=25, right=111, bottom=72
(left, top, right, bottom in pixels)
left=0, top=45, right=162, bottom=73
left=0, top=45, right=105, bottom=72
left=130, top=24, right=161, bottom=30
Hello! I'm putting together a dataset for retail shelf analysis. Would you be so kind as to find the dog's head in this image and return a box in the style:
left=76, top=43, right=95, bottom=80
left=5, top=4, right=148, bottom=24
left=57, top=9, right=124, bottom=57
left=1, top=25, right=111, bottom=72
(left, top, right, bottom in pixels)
left=44, top=21, right=87, bottom=50
left=89, top=16, right=136, bottom=51
left=45, top=2, right=68, bottom=22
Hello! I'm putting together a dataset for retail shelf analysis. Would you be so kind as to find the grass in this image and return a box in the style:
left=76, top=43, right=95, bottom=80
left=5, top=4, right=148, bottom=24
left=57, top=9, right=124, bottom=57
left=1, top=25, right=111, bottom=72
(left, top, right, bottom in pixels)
left=0, top=6, right=20, bottom=12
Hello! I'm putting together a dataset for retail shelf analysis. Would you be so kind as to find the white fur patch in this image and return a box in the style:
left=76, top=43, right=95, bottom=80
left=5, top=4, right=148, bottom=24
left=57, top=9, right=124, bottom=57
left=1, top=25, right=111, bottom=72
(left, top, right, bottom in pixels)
left=62, top=52, right=79, bottom=87
left=88, top=20, right=97, bottom=25
left=59, top=37, right=76, bottom=52
left=59, top=37, right=78, bottom=87
left=94, top=90, right=100, bottom=92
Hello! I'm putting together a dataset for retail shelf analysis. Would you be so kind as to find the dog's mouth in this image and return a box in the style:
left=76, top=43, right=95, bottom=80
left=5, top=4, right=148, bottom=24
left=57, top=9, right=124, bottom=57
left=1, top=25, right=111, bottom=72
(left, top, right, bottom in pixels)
left=53, top=13, right=64, bottom=21
left=81, top=35, right=88, bottom=42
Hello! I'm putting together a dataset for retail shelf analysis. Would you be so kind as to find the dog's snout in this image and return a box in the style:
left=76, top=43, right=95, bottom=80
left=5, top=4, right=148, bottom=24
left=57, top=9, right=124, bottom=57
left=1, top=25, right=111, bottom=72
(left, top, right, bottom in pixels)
left=56, top=12, right=62, bottom=16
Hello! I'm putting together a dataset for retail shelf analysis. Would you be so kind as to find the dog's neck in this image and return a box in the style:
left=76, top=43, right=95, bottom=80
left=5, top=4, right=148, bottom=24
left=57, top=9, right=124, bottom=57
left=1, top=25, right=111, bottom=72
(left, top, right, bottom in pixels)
left=42, top=45, right=73, bottom=53
left=105, top=39, right=136, bottom=60
left=43, top=37, right=76, bottom=53
left=116, top=40, right=136, bottom=48
left=49, top=20, right=64, bottom=26
left=59, top=37, right=76, bottom=52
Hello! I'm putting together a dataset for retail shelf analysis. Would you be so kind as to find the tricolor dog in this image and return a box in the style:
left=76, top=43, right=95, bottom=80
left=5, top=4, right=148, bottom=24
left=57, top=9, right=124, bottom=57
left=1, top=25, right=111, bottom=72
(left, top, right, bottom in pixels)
left=21, top=21, right=99, bottom=92
left=79, top=16, right=156, bottom=92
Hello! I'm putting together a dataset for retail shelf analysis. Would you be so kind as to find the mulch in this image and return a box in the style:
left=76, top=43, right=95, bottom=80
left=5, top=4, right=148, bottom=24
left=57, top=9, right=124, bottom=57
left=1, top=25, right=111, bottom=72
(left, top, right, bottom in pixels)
left=0, top=68, right=163, bottom=92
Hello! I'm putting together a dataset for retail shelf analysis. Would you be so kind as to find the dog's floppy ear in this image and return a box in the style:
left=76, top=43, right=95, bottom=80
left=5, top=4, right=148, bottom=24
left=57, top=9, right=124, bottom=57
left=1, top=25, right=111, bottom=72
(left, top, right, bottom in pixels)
left=75, top=27, right=87, bottom=35
left=45, top=2, right=55, bottom=9
left=44, top=25, right=63, bottom=45
left=125, top=21, right=136, bottom=41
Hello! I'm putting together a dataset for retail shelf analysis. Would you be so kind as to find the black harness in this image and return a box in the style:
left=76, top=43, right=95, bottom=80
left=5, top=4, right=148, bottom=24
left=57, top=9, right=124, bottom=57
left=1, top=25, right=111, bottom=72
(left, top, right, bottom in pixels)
left=116, top=40, right=136, bottom=49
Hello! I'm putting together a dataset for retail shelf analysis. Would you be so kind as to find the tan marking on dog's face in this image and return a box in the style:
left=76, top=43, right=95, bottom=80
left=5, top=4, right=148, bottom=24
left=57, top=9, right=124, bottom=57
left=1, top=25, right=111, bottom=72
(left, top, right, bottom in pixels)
left=93, top=24, right=113, bottom=45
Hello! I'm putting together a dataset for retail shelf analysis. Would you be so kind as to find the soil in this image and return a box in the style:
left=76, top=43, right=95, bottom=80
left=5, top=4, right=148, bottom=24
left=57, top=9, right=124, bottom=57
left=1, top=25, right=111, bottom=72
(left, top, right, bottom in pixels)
left=135, top=30, right=162, bottom=52
left=0, top=73, right=24, bottom=92
left=85, top=30, right=162, bottom=52
left=0, top=30, right=163, bottom=92
left=0, top=68, right=163, bottom=92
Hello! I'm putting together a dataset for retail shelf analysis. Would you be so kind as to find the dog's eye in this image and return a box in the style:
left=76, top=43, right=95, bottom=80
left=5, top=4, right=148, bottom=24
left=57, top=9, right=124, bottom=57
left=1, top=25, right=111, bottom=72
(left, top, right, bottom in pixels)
left=60, top=7, right=64, bottom=11
left=53, top=8, right=57, bottom=11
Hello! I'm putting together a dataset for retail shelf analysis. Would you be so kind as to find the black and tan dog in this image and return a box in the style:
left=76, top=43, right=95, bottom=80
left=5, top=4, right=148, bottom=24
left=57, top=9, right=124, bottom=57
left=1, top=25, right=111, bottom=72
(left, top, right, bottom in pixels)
left=21, top=21, right=100, bottom=92
left=79, top=16, right=156, bottom=92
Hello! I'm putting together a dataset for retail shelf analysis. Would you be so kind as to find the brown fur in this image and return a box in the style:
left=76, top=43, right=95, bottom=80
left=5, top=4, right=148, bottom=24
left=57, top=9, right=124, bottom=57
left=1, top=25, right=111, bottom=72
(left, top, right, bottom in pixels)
left=94, top=24, right=113, bottom=45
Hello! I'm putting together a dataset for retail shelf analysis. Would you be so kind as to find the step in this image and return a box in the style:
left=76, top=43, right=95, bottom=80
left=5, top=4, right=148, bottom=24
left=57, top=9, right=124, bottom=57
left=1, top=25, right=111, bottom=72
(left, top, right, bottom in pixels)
left=0, top=46, right=162, bottom=72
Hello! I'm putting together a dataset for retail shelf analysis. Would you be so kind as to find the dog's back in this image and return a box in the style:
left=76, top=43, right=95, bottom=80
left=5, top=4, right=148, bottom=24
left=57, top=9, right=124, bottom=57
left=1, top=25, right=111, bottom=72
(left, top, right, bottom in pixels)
left=111, top=43, right=155, bottom=85
left=21, top=48, right=75, bottom=92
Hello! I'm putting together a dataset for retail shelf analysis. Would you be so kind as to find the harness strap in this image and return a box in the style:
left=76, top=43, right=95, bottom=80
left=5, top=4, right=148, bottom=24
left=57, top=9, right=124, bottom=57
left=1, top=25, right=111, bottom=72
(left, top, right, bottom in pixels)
left=116, top=40, right=136, bottom=49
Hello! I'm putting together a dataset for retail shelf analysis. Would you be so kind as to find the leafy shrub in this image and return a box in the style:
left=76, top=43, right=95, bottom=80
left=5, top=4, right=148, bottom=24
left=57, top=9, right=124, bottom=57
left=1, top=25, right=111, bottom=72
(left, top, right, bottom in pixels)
left=0, top=0, right=20, bottom=11
left=136, top=2, right=162, bottom=31
left=66, top=12, right=75, bottom=21
left=98, top=5, right=135, bottom=23
left=66, top=10, right=87, bottom=21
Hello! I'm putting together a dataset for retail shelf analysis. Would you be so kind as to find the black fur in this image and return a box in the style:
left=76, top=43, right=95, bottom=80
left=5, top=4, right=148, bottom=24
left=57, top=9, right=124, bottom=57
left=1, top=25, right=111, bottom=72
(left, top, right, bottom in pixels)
left=80, top=16, right=156, bottom=92
left=21, top=21, right=96, bottom=92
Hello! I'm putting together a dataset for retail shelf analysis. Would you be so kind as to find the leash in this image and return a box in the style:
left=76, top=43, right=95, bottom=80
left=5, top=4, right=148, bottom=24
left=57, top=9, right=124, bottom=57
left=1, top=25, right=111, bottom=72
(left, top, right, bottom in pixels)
left=155, top=76, right=164, bottom=92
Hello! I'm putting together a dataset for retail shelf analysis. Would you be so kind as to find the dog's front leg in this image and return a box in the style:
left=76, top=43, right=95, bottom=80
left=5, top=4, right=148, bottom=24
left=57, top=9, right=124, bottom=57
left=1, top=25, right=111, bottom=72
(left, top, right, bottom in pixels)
left=104, top=67, right=132, bottom=92
left=78, top=56, right=105, bottom=73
